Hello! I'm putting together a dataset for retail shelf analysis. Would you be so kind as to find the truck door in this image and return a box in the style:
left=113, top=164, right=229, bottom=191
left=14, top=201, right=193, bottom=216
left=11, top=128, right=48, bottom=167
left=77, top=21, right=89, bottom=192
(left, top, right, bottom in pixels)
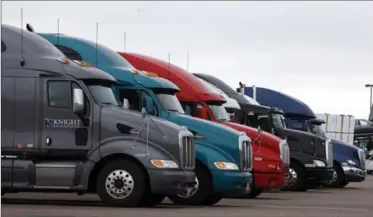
left=41, top=79, right=93, bottom=154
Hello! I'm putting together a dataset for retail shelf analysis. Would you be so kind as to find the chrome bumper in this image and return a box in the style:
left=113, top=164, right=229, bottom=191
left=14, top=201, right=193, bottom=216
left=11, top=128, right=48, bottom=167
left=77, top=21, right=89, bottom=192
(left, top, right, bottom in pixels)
left=342, top=165, right=366, bottom=182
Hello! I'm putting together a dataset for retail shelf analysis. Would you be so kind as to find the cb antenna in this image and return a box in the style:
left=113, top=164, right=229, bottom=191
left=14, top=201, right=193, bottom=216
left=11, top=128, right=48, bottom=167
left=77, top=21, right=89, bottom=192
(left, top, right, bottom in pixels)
left=57, top=18, right=60, bottom=46
left=168, top=52, right=171, bottom=78
left=20, top=8, right=25, bottom=67
left=123, top=32, right=126, bottom=52
left=95, top=22, right=99, bottom=67
left=186, top=52, right=190, bottom=72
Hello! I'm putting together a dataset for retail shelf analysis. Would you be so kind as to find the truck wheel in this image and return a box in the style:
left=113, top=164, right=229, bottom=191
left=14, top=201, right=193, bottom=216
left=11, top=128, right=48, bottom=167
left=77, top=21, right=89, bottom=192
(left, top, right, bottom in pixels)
left=96, top=159, right=146, bottom=207
left=138, top=193, right=166, bottom=207
left=201, top=193, right=223, bottom=205
left=246, top=187, right=262, bottom=199
left=168, top=163, right=213, bottom=205
left=341, top=181, right=349, bottom=188
left=326, top=164, right=345, bottom=188
left=283, top=163, right=307, bottom=191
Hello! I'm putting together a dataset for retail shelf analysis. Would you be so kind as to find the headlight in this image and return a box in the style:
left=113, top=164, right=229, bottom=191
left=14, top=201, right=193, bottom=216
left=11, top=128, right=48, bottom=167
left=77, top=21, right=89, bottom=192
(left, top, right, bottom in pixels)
left=150, top=159, right=179, bottom=169
left=213, top=162, right=239, bottom=170
left=347, top=160, right=357, bottom=166
left=313, top=160, right=326, bottom=167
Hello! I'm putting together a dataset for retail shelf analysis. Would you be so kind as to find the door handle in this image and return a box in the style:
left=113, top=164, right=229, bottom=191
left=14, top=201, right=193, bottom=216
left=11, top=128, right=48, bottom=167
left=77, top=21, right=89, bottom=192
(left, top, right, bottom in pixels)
left=45, top=137, right=52, bottom=146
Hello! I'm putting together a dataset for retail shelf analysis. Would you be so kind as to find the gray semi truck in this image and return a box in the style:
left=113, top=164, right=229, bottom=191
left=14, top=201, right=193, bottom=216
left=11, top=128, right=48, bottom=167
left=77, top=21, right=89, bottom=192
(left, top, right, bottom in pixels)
left=1, top=24, right=196, bottom=207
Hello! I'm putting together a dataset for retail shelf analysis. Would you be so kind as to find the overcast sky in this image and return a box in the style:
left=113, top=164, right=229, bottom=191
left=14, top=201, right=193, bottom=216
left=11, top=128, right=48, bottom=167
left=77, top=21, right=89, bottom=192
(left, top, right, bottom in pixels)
left=2, top=1, right=373, bottom=119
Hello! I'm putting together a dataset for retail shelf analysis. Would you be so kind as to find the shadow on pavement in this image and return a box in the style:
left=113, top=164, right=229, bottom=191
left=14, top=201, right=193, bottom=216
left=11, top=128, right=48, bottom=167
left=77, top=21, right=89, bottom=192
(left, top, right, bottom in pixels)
left=1, top=199, right=246, bottom=209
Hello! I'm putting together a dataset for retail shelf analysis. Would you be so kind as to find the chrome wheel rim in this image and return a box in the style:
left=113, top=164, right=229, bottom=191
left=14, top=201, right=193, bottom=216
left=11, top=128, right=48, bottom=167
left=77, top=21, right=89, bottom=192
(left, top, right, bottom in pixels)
left=287, top=168, right=298, bottom=187
left=105, top=169, right=134, bottom=199
left=177, top=176, right=199, bottom=198
left=331, top=169, right=338, bottom=183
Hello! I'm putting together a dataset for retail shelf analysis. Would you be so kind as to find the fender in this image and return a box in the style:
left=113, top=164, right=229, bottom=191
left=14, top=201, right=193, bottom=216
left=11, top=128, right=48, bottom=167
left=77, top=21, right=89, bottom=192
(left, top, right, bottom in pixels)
left=195, top=140, right=237, bottom=171
left=78, top=137, right=178, bottom=189
left=290, top=150, right=326, bottom=166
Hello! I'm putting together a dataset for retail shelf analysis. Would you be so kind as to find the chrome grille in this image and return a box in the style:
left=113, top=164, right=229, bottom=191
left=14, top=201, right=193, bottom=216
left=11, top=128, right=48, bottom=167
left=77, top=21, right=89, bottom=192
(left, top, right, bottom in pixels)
left=240, top=140, right=252, bottom=171
left=358, top=149, right=366, bottom=170
left=325, top=139, right=333, bottom=168
left=180, top=135, right=196, bottom=169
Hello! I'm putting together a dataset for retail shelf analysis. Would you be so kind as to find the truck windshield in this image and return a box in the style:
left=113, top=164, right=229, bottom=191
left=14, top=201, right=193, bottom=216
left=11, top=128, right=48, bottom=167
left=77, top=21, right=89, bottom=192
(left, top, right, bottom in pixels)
left=209, top=105, right=230, bottom=121
left=309, top=123, right=326, bottom=138
left=84, top=80, right=119, bottom=106
left=272, top=113, right=286, bottom=129
left=156, top=93, right=185, bottom=113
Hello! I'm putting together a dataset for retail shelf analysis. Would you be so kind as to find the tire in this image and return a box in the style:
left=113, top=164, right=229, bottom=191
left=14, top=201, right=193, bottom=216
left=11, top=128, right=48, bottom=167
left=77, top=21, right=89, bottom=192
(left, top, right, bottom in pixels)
left=341, top=181, right=349, bottom=188
left=201, top=193, right=223, bottom=205
left=282, top=162, right=307, bottom=191
left=246, top=188, right=262, bottom=199
left=96, top=159, right=147, bottom=207
left=138, top=193, right=166, bottom=207
left=324, top=164, right=345, bottom=188
left=168, top=162, right=214, bottom=205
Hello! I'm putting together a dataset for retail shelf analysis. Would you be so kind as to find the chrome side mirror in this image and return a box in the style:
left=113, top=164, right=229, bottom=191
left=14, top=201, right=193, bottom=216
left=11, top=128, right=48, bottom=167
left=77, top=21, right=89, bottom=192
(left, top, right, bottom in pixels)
left=141, top=107, right=148, bottom=119
left=122, top=98, right=129, bottom=109
left=73, top=88, right=84, bottom=114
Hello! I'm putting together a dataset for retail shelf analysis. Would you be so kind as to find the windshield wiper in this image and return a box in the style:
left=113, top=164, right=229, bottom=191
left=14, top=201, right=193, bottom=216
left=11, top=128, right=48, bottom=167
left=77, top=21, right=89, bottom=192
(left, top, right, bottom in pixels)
left=167, top=109, right=180, bottom=112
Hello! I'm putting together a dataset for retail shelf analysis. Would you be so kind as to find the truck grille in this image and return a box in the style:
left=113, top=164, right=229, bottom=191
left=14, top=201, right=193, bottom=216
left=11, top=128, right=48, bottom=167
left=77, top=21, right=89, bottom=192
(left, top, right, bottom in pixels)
left=326, top=139, right=333, bottom=168
left=180, top=135, right=196, bottom=169
left=240, top=140, right=252, bottom=171
left=358, top=149, right=366, bottom=170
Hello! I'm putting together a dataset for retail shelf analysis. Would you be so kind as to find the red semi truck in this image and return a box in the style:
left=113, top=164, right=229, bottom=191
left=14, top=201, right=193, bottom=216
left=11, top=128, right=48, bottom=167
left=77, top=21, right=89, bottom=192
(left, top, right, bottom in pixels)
left=118, top=52, right=290, bottom=198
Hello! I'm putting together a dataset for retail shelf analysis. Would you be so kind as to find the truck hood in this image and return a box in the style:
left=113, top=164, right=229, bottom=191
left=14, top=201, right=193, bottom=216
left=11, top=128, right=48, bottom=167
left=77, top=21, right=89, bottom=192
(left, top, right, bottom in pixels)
left=167, top=113, right=242, bottom=162
left=99, top=106, right=186, bottom=159
left=223, top=121, right=281, bottom=144
left=331, top=139, right=362, bottom=164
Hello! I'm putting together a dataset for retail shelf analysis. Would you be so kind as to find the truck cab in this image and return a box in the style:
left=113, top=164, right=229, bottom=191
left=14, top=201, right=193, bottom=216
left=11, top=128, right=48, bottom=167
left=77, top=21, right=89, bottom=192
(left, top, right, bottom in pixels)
left=243, top=86, right=366, bottom=188
left=40, top=33, right=253, bottom=206
left=193, top=73, right=334, bottom=191
left=1, top=24, right=197, bottom=207
left=119, top=52, right=290, bottom=199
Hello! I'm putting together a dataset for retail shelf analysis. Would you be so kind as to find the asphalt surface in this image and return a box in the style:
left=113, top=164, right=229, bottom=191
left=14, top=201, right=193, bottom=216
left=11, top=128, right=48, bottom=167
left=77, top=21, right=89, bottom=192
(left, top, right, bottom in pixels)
left=2, top=175, right=373, bottom=217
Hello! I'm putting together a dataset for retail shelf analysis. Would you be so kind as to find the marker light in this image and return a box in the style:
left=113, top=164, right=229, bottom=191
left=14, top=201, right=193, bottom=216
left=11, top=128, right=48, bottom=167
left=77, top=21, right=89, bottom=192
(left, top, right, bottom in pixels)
left=150, top=159, right=179, bottom=169
left=72, top=60, right=92, bottom=67
left=132, top=69, right=141, bottom=74
left=146, top=71, right=158, bottom=77
left=57, top=58, right=70, bottom=64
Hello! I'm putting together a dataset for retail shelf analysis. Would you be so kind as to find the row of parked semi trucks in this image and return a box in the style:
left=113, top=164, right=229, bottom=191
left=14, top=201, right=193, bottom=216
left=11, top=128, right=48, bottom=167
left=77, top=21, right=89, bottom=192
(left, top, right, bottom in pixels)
left=1, top=24, right=368, bottom=207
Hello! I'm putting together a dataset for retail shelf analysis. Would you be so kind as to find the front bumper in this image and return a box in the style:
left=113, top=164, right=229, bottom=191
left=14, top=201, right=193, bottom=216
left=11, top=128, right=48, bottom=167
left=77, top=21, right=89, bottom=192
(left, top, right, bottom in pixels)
left=253, top=172, right=289, bottom=190
left=211, top=170, right=252, bottom=196
left=148, top=169, right=196, bottom=195
left=306, top=167, right=334, bottom=183
left=342, top=165, right=366, bottom=182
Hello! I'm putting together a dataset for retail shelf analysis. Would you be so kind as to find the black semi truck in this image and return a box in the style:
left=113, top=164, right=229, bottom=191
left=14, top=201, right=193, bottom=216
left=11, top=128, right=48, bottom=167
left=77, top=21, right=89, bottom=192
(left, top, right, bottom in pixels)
left=194, top=73, right=334, bottom=191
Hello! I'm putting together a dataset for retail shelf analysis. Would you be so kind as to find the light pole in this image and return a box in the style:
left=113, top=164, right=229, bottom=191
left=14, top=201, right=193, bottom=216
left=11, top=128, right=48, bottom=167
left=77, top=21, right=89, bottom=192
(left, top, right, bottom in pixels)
left=366, top=84, right=373, bottom=108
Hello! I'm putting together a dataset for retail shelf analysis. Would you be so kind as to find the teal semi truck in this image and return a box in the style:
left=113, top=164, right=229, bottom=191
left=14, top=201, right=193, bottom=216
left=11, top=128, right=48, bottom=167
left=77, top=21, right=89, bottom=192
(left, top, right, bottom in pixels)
left=40, top=33, right=253, bottom=206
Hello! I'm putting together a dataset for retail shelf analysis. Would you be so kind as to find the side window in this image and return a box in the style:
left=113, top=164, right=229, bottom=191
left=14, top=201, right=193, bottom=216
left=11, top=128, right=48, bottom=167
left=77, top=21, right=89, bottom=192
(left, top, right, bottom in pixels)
left=48, top=81, right=71, bottom=109
left=140, top=91, right=158, bottom=116
left=55, top=45, right=83, bottom=61
left=1, top=41, right=6, bottom=52
left=360, top=120, right=368, bottom=126
left=119, top=89, right=141, bottom=111
left=181, top=102, right=196, bottom=116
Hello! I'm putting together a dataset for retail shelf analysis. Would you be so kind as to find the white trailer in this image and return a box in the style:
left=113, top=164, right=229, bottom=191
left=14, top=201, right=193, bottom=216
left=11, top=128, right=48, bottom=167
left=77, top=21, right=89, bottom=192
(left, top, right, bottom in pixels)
left=315, top=113, right=355, bottom=145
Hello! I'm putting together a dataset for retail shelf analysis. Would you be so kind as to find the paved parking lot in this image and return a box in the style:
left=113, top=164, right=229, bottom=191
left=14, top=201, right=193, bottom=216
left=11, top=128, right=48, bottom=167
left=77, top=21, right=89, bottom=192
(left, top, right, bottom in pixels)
left=2, top=175, right=373, bottom=217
